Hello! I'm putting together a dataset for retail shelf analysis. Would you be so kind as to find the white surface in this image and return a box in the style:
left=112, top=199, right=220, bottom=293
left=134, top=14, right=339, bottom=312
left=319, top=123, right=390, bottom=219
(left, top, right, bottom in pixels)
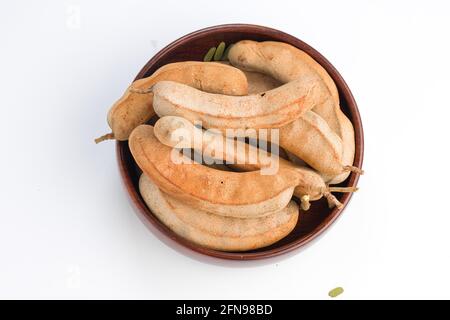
left=1, top=0, right=450, bottom=299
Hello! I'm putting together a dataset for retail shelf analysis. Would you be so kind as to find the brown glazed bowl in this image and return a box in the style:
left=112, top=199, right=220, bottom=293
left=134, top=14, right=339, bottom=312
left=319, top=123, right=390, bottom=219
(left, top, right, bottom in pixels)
left=116, top=24, right=364, bottom=261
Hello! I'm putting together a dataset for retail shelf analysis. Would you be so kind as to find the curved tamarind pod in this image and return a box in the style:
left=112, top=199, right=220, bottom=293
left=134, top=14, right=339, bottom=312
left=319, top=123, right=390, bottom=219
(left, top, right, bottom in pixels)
left=277, top=111, right=359, bottom=181
left=149, top=68, right=350, bottom=177
left=277, top=110, right=344, bottom=176
left=228, top=40, right=339, bottom=104
left=129, top=125, right=297, bottom=218
left=228, top=40, right=358, bottom=183
left=151, top=73, right=323, bottom=131
left=139, top=174, right=299, bottom=252
left=95, top=62, right=248, bottom=143
left=232, top=64, right=338, bottom=174
left=154, top=116, right=272, bottom=172
left=154, top=104, right=345, bottom=178
left=154, top=116, right=352, bottom=207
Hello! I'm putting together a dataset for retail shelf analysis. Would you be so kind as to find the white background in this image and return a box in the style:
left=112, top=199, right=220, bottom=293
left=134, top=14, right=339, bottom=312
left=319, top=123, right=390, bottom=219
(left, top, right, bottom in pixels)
left=1, top=0, right=450, bottom=299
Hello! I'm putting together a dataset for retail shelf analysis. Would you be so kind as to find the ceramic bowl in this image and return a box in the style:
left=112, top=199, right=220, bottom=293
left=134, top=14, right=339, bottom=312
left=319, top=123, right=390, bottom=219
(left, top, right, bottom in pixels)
left=116, top=24, right=364, bottom=261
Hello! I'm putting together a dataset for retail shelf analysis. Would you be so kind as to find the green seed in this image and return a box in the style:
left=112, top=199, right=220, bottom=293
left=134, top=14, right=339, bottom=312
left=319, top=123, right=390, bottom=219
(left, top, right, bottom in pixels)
left=213, top=42, right=226, bottom=61
left=328, top=287, right=344, bottom=298
left=221, top=44, right=234, bottom=61
left=203, top=47, right=216, bottom=62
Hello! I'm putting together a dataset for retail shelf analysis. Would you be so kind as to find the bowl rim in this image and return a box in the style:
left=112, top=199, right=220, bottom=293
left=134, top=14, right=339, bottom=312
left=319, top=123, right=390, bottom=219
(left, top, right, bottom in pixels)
left=116, top=23, right=364, bottom=261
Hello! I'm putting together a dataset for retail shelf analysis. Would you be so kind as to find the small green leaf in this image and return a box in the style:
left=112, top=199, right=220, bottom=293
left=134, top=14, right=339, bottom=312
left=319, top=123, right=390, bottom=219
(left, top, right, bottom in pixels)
left=203, top=47, right=216, bottom=62
left=328, top=287, right=344, bottom=298
left=213, top=42, right=226, bottom=61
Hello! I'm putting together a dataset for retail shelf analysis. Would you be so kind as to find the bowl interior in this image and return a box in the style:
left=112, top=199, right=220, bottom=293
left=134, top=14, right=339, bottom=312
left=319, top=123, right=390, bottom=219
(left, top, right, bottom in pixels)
left=116, top=24, right=363, bottom=260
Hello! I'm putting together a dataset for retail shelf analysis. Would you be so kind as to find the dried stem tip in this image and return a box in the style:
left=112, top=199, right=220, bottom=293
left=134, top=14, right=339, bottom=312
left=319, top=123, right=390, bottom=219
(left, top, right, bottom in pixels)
left=344, top=165, right=364, bottom=174
left=328, top=186, right=359, bottom=193
left=300, top=195, right=311, bottom=211
left=95, top=132, right=114, bottom=144
left=324, top=192, right=344, bottom=210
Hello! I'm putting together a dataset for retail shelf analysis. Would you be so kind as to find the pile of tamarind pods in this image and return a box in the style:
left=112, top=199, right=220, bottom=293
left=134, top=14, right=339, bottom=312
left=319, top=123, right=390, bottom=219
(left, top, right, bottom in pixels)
left=97, top=40, right=363, bottom=252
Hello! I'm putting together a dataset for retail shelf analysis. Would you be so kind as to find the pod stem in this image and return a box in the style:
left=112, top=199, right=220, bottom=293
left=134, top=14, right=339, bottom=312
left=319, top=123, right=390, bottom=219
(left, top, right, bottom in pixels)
left=95, top=132, right=114, bottom=144
left=323, top=192, right=343, bottom=210
left=300, top=195, right=311, bottom=211
left=129, top=86, right=153, bottom=94
left=328, top=186, right=359, bottom=193
left=343, top=165, right=364, bottom=174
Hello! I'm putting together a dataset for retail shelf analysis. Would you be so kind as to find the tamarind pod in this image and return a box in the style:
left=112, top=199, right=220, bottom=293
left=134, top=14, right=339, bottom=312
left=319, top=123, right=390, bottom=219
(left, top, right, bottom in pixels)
left=152, top=74, right=322, bottom=130
left=154, top=116, right=334, bottom=203
left=96, top=61, right=248, bottom=142
left=139, top=174, right=299, bottom=252
left=229, top=40, right=358, bottom=183
left=129, top=125, right=298, bottom=218
left=228, top=40, right=339, bottom=104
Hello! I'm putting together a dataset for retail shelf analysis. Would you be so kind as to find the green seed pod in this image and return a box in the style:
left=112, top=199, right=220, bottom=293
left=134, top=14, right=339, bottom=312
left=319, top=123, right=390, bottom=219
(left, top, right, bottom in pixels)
left=213, top=42, right=226, bottom=61
left=328, top=287, right=344, bottom=298
left=203, top=47, right=216, bottom=62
